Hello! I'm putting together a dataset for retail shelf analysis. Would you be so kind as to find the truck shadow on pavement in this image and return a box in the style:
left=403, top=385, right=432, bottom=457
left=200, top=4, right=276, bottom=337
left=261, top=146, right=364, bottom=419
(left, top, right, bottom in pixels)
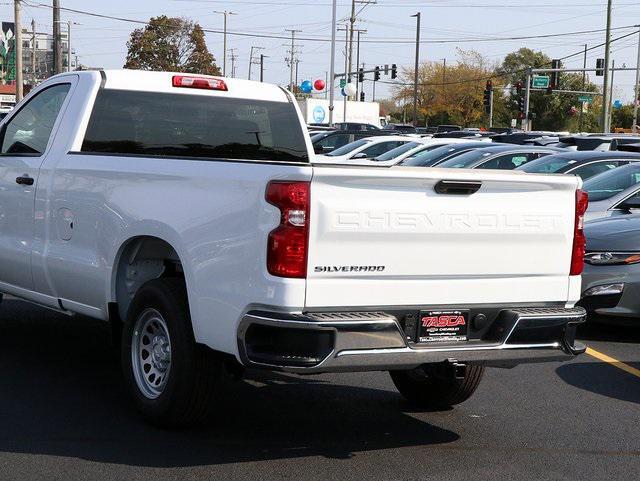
left=0, top=299, right=459, bottom=467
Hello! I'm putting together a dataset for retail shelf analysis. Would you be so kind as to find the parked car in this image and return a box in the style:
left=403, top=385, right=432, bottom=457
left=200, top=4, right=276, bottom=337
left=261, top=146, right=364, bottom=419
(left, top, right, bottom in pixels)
left=416, top=126, right=437, bottom=135
left=517, top=151, right=640, bottom=180
left=345, top=138, right=474, bottom=167
left=400, top=141, right=498, bottom=167
left=386, top=123, right=418, bottom=134
left=579, top=214, right=640, bottom=324
left=314, top=135, right=413, bottom=163
left=555, top=134, right=640, bottom=152
left=491, top=131, right=558, bottom=145
left=582, top=163, right=640, bottom=221
left=435, top=146, right=562, bottom=170
left=311, top=130, right=392, bottom=154
left=0, top=69, right=587, bottom=428
left=333, top=122, right=380, bottom=131
left=436, top=124, right=462, bottom=133
left=431, top=131, right=487, bottom=139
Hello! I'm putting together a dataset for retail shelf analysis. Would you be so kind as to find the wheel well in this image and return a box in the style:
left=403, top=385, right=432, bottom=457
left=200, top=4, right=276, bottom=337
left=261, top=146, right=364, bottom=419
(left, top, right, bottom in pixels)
left=114, top=237, right=184, bottom=322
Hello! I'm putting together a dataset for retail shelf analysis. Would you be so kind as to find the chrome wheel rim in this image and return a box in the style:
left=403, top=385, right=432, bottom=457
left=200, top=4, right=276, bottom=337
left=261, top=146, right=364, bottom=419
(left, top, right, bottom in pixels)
left=131, top=308, right=172, bottom=399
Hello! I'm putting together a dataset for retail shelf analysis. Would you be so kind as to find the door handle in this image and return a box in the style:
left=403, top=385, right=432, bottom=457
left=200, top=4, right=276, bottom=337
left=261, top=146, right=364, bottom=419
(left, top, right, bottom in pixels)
left=434, top=180, right=482, bottom=195
left=16, top=175, right=34, bottom=186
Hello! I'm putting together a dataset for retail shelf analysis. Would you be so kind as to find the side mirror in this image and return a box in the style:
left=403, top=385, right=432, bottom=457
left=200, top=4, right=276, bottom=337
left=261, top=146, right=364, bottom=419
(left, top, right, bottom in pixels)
left=618, top=197, right=640, bottom=211
left=352, top=152, right=368, bottom=159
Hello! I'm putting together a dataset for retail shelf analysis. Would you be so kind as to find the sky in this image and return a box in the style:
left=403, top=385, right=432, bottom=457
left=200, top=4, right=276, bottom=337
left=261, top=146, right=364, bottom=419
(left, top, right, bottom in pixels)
left=3, top=0, right=640, bottom=102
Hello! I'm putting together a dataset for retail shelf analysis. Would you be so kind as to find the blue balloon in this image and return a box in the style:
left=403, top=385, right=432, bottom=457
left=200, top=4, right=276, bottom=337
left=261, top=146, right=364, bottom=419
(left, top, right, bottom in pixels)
left=300, top=80, right=313, bottom=93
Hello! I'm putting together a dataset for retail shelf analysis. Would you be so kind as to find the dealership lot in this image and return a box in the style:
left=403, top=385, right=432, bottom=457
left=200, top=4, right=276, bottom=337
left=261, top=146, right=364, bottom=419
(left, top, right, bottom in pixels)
left=0, top=297, right=637, bottom=481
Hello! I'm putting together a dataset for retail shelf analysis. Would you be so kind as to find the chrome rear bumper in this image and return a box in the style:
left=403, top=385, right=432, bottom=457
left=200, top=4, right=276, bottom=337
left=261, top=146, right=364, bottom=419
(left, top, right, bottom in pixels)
left=237, top=307, right=586, bottom=373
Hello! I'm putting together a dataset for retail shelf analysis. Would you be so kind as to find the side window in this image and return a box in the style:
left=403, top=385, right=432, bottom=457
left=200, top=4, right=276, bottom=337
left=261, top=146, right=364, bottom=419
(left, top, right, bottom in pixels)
left=317, top=133, right=350, bottom=150
left=572, top=162, right=619, bottom=181
left=1, top=83, right=70, bottom=155
left=361, top=141, right=405, bottom=157
left=481, top=153, right=530, bottom=170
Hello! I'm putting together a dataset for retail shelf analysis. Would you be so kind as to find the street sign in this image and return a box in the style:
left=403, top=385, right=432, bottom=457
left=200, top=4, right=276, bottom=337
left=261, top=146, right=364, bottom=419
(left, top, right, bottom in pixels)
left=578, top=95, right=593, bottom=103
left=532, top=75, right=550, bottom=89
left=339, top=78, right=346, bottom=88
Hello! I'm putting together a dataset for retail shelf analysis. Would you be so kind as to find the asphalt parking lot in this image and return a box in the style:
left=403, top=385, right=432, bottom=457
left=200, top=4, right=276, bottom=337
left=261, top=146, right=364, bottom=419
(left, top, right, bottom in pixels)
left=0, top=297, right=638, bottom=481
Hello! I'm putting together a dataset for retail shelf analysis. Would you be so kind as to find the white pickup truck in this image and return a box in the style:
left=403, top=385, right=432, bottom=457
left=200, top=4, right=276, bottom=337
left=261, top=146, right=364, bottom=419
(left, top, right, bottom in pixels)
left=0, top=70, right=588, bottom=427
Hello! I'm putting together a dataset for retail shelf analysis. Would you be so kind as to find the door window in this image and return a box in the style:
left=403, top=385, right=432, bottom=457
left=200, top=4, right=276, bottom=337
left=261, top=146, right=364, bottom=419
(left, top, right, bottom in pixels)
left=360, top=140, right=407, bottom=158
left=1, top=83, right=70, bottom=155
left=480, top=152, right=539, bottom=170
left=570, top=162, right=620, bottom=180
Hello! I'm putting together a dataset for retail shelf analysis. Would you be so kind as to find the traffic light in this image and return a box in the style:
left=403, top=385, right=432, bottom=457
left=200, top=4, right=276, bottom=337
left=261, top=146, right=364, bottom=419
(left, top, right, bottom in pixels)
left=517, top=96, right=525, bottom=112
left=596, top=58, right=605, bottom=76
left=374, top=66, right=380, bottom=81
left=358, top=68, right=364, bottom=83
left=391, top=64, right=397, bottom=79
left=515, top=81, right=523, bottom=94
left=483, top=80, right=493, bottom=115
left=360, top=91, right=365, bottom=102
left=551, top=59, right=561, bottom=88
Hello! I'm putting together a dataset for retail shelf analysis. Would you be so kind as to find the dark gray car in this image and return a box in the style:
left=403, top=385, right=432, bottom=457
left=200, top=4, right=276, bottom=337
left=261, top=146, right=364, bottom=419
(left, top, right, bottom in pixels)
left=579, top=214, right=640, bottom=324
left=436, top=145, right=563, bottom=170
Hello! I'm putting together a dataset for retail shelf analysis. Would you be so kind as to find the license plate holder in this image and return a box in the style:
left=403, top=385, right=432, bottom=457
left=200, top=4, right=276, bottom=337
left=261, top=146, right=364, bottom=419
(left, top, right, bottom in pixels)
left=417, top=310, right=469, bottom=343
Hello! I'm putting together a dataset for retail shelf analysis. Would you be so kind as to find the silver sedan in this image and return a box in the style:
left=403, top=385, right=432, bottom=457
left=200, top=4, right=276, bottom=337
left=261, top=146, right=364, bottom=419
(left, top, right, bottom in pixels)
left=580, top=214, right=640, bottom=324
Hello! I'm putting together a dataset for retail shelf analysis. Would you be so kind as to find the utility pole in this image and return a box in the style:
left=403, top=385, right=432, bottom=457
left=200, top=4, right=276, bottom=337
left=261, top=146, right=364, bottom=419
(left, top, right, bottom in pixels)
left=579, top=43, right=587, bottom=132
left=213, top=11, right=236, bottom=77
left=328, top=0, right=337, bottom=125
left=523, top=68, right=532, bottom=131
left=632, top=28, right=640, bottom=134
left=259, top=54, right=267, bottom=82
left=31, top=18, right=36, bottom=85
left=67, top=21, right=72, bottom=72
left=295, top=59, right=300, bottom=89
left=601, top=0, right=613, bottom=133
left=355, top=29, right=365, bottom=100
left=247, top=46, right=263, bottom=80
left=14, top=0, right=23, bottom=101
left=411, top=12, right=421, bottom=126
left=228, top=48, right=237, bottom=78
left=341, top=25, right=348, bottom=121
left=489, top=89, right=494, bottom=129
left=285, top=29, right=301, bottom=92
left=53, top=0, right=62, bottom=75
left=608, top=59, right=615, bottom=131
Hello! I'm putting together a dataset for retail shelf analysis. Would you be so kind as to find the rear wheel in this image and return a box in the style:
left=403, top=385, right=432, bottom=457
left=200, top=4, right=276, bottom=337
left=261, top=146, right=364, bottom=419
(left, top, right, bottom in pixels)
left=122, top=278, right=223, bottom=427
left=390, top=362, right=484, bottom=409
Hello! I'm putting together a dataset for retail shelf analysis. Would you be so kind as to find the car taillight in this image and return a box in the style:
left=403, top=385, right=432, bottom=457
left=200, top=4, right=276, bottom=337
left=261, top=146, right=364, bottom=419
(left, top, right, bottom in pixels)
left=266, top=181, right=310, bottom=278
left=570, top=189, right=589, bottom=275
left=172, top=75, right=228, bottom=91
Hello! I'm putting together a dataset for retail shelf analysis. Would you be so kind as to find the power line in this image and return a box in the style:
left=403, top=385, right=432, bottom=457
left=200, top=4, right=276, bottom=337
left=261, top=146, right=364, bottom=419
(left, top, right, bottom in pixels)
left=21, top=2, right=640, bottom=45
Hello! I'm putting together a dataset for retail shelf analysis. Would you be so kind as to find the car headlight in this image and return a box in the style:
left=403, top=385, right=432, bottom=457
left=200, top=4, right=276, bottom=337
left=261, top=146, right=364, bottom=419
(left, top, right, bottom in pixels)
left=583, top=283, right=624, bottom=297
left=584, top=252, right=640, bottom=265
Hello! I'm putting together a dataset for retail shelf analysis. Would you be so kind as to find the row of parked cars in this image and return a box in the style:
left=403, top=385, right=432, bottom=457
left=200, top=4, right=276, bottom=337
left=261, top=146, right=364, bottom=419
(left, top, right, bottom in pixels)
left=308, top=124, right=640, bottom=326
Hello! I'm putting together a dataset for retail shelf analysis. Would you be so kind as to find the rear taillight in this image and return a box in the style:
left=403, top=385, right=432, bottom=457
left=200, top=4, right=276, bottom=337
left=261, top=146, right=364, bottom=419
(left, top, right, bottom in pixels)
left=570, top=189, right=589, bottom=275
left=172, top=75, right=228, bottom=91
left=266, top=181, right=310, bottom=278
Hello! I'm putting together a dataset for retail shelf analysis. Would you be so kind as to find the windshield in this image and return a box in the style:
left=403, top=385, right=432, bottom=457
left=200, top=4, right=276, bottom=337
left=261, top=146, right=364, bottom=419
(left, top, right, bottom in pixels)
left=374, top=141, right=420, bottom=161
left=326, top=138, right=370, bottom=156
left=517, top=154, right=572, bottom=173
left=583, top=163, right=640, bottom=201
left=401, top=145, right=468, bottom=167
left=437, top=150, right=495, bottom=168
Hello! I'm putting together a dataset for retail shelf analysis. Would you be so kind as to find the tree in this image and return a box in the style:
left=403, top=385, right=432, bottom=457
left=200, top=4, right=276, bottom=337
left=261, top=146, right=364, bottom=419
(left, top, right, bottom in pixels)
left=124, top=16, right=220, bottom=75
left=496, top=48, right=601, bottom=131
left=393, top=49, right=500, bottom=127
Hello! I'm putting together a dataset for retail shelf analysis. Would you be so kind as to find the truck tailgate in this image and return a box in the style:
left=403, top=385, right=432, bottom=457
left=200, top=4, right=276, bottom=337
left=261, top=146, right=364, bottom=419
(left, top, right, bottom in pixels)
left=306, top=166, right=579, bottom=308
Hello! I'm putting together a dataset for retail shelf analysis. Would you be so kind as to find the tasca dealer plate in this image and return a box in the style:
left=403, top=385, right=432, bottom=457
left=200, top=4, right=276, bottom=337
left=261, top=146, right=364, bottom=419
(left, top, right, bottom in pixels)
left=418, top=310, right=469, bottom=343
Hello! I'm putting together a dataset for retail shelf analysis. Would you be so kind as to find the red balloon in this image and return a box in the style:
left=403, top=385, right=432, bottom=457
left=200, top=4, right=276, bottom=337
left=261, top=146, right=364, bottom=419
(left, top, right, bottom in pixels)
left=314, top=79, right=326, bottom=91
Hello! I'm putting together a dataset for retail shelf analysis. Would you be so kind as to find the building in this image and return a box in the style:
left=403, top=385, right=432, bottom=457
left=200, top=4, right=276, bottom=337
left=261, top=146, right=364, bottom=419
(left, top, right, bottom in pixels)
left=21, top=28, right=74, bottom=84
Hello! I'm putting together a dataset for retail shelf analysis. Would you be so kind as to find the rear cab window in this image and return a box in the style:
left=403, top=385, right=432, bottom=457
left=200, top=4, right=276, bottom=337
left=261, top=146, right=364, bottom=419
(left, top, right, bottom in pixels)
left=81, top=89, right=309, bottom=163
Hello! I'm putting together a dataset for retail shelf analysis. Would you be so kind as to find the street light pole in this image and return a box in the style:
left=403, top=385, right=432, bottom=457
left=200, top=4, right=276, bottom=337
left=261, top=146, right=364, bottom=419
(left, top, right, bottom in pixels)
left=328, top=0, right=337, bottom=125
left=411, top=12, right=421, bottom=127
left=14, top=0, right=23, bottom=101
left=633, top=28, right=640, bottom=134
left=601, top=0, right=613, bottom=133
left=260, top=54, right=267, bottom=82
left=213, top=11, right=236, bottom=77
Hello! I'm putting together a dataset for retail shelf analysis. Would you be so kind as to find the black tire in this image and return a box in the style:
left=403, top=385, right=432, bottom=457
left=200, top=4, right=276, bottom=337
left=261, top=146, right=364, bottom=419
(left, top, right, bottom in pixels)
left=390, top=362, right=484, bottom=409
left=122, top=277, right=223, bottom=428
